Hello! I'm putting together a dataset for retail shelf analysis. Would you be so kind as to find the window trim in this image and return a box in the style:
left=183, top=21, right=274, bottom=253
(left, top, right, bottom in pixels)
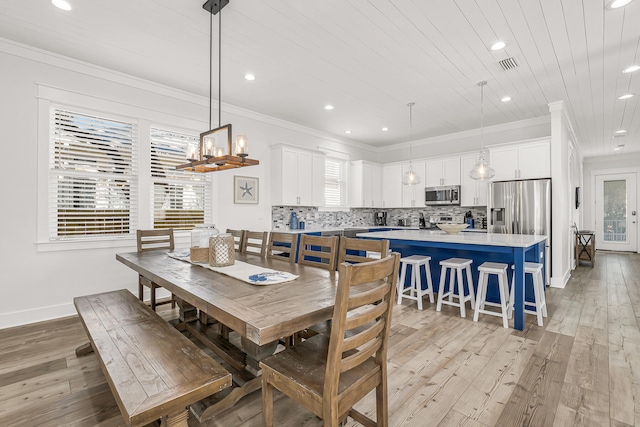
left=36, top=84, right=212, bottom=252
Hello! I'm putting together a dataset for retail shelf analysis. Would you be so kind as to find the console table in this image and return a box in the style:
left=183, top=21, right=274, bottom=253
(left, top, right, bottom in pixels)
left=575, top=230, right=595, bottom=267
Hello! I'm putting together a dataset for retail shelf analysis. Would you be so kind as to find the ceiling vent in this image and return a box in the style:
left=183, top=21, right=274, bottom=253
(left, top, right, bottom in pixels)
left=498, top=57, right=519, bottom=71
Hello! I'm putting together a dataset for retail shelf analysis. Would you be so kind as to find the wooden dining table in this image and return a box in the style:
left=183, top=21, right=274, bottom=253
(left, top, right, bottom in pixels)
left=116, top=250, right=341, bottom=421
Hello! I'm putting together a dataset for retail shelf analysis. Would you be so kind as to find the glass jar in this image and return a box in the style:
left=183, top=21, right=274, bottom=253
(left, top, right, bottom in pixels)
left=190, top=224, right=219, bottom=262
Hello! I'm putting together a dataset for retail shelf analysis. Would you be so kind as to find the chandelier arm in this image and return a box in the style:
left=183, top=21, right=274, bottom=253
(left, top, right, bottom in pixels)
left=218, top=5, right=222, bottom=129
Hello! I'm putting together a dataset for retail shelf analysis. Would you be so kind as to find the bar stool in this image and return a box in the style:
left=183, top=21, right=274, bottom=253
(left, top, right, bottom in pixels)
left=397, top=255, right=434, bottom=310
left=436, top=258, right=475, bottom=318
left=473, top=262, right=510, bottom=328
left=509, top=262, right=547, bottom=326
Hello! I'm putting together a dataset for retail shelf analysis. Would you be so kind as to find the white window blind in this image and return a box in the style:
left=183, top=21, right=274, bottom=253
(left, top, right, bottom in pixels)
left=150, top=128, right=210, bottom=230
left=49, top=108, right=137, bottom=239
left=325, top=157, right=347, bottom=207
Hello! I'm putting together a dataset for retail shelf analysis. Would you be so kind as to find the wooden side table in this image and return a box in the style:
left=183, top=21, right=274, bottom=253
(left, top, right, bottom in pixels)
left=575, top=231, right=595, bottom=268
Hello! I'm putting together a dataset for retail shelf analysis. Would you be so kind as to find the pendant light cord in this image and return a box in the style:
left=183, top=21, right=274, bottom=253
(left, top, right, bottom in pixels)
left=208, top=10, right=212, bottom=130
left=218, top=6, right=222, bottom=128
left=408, top=102, right=415, bottom=160
left=478, top=81, right=487, bottom=152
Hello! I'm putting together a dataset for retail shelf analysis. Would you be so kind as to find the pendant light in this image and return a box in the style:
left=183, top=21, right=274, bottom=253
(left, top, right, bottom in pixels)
left=176, top=0, right=258, bottom=173
left=469, top=81, right=495, bottom=180
left=402, top=102, right=421, bottom=185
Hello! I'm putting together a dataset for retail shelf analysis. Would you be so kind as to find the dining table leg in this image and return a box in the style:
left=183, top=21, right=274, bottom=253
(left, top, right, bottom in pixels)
left=513, top=248, right=525, bottom=331
left=240, top=336, right=279, bottom=376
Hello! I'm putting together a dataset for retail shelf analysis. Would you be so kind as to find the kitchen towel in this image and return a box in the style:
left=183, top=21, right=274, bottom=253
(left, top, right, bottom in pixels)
left=167, top=251, right=298, bottom=285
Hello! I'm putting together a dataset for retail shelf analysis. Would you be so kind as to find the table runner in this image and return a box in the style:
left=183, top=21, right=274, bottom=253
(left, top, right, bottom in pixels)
left=167, top=251, right=298, bottom=285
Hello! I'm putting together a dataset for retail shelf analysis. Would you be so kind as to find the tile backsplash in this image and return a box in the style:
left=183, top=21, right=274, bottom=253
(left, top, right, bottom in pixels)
left=272, top=206, right=487, bottom=229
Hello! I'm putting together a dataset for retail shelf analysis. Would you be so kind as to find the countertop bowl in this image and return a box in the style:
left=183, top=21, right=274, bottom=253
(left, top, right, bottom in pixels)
left=436, top=223, right=469, bottom=234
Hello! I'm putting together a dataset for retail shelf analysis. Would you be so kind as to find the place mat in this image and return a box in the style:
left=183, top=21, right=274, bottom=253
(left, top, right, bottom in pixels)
left=167, top=251, right=298, bottom=286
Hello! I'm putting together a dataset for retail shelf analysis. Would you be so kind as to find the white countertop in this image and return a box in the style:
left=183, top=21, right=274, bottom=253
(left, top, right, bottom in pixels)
left=356, top=229, right=547, bottom=248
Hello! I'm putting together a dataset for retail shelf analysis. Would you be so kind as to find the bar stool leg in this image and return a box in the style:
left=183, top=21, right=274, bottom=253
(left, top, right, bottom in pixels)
left=497, top=272, right=509, bottom=328
left=465, top=265, right=476, bottom=309
left=457, top=267, right=466, bottom=318
left=398, top=262, right=407, bottom=304
left=537, top=270, right=548, bottom=317
left=414, top=265, right=423, bottom=310
left=410, top=264, right=417, bottom=298
left=532, top=272, right=544, bottom=326
left=425, top=262, right=435, bottom=303
left=436, top=267, right=448, bottom=312
left=448, top=268, right=455, bottom=303
left=473, top=271, right=486, bottom=322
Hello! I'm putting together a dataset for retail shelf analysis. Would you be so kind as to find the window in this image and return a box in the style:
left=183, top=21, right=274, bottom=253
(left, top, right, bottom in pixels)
left=325, top=157, right=347, bottom=207
left=49, top=108, right=137, bottom=239
left=150, top=128, right=210, bottom=230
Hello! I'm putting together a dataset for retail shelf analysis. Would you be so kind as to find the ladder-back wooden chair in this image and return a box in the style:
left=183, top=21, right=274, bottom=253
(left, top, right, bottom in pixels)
left=226, top=229, right=245, bottom=253
left=266, top=232, right=299, bottom=264
left=136, top=229, right=175, bottom=311
left=298, top=234, right=339, bottom=271
left=261, top=253, right=400, bottom=427
left=337, top=237, right=390, bottom=267
left=241, top=231, right=269, bottom=257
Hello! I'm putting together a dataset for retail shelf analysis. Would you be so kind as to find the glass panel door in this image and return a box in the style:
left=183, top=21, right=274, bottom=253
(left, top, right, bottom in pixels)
left=595, top=173, right=637, bottom=252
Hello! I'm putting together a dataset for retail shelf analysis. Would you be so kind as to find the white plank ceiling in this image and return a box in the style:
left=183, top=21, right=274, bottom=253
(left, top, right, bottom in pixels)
left=0, top=0, right=638, bottom=157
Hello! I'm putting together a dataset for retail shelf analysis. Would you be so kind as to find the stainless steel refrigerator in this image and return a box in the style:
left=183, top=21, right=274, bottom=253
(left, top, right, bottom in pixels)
left=488, top=178, right=551, bottom=282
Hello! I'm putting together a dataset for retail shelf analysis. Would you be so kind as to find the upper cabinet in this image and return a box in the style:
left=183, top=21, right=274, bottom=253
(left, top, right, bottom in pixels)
left=460, top=154, right=488, bottom=207
left=401, top=161, right=426, bottom=207
left=272, top=145, right=325, bottom=206
left=425, top=157, right=461, bottom=187
left=382, top=164, right=402, bottom=208
left=489, top=140, right=550, bottom=181
left=350, top=161, right=382, bottom=208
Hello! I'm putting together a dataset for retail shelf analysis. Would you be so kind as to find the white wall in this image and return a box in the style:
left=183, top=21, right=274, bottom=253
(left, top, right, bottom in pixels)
left=0, top=39, right=376, bottom=329
left=548, top=101, right=581, bottom=287
left=582, top=153, right=640, bottom=251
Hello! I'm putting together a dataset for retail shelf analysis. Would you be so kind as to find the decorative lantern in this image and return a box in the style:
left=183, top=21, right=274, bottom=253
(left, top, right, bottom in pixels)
left=209, top=233, right=235, bottom=267
left=190, top=224, right=219, bottom=262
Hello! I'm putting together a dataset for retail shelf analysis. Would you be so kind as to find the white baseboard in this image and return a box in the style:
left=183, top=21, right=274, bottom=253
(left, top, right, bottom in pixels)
left=550, top=269, right=571, bottom=289
left=0, top=302, right=77, bottom=330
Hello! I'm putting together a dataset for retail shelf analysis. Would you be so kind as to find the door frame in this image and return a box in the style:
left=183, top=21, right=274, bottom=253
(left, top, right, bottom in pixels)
left=593, top=171, right=638, bottom=252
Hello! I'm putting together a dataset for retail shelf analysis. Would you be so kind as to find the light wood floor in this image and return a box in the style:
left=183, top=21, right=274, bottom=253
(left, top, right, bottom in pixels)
left=1, top=252, right=638, bottom=427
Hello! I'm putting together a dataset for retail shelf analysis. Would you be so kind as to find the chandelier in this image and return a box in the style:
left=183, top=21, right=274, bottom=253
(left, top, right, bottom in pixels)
left=176, top=0, right=259, bottom=173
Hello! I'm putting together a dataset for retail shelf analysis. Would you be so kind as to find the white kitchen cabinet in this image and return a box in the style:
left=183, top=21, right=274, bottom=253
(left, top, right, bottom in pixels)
left=489, top=140, right=550, bottom=181
left=272, top=145, right=325, bottom=206
left=349, top=161, right=382, bottom=208
left=425, top=157, right=461, bottom=187
left=460, top=154, right=489, bottom=206
left=382, top=164, right=402, bottom=208
left=401, top=160, right=425, bottom=207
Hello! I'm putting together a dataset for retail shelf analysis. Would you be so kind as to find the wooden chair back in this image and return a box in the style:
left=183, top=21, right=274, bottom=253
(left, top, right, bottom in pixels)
left=298, top=234, right=339, bottom=271
left=241, top=231, right=269, bottom=257
left=226, top=229, right=245, bottom=252
left=136, top=229, right=174, bottom=252
left=324, top=253, right=400, bottom=423
left=267, top=232, right=298, bottom=263
left=337, top=236, right=390, bottom=266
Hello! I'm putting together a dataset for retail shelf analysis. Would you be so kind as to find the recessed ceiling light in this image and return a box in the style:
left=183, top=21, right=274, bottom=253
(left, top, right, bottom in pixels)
left=382, top=127, right=389, bottom=131
left=623, top=65, right=640, bottom=73
left=244, top=73, right=255, bottom=81
left=490, top=41, right=506, bottom=51
left=501, top=96, right=511, bottom=102
left=344, top=130, right=352, bottom=134
left=618, top=93, right=634, bottom=99
left=614, top=129, right=627, bottom=134
left=52, top=0, right=72, bottom=10
left=324, top=105, right=334, bottom=110
left=608, top=0, right=633, bottom=8
left=613, top=144, right=625, bottom=151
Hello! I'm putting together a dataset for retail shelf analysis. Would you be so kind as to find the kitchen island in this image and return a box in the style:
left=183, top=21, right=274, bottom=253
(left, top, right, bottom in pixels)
left=356, top=229, right=548, bottom=331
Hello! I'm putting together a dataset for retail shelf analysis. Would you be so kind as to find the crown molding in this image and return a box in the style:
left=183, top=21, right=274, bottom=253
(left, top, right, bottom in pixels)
left=0, top=37, right=377, bottom=154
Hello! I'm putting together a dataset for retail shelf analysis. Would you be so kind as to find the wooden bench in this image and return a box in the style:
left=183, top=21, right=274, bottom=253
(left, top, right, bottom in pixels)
left=74, top=290, right=232, bottom=427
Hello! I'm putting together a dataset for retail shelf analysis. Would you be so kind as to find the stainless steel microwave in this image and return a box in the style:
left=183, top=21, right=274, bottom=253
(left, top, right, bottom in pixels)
left=425, top=185, right=460, bottom=206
